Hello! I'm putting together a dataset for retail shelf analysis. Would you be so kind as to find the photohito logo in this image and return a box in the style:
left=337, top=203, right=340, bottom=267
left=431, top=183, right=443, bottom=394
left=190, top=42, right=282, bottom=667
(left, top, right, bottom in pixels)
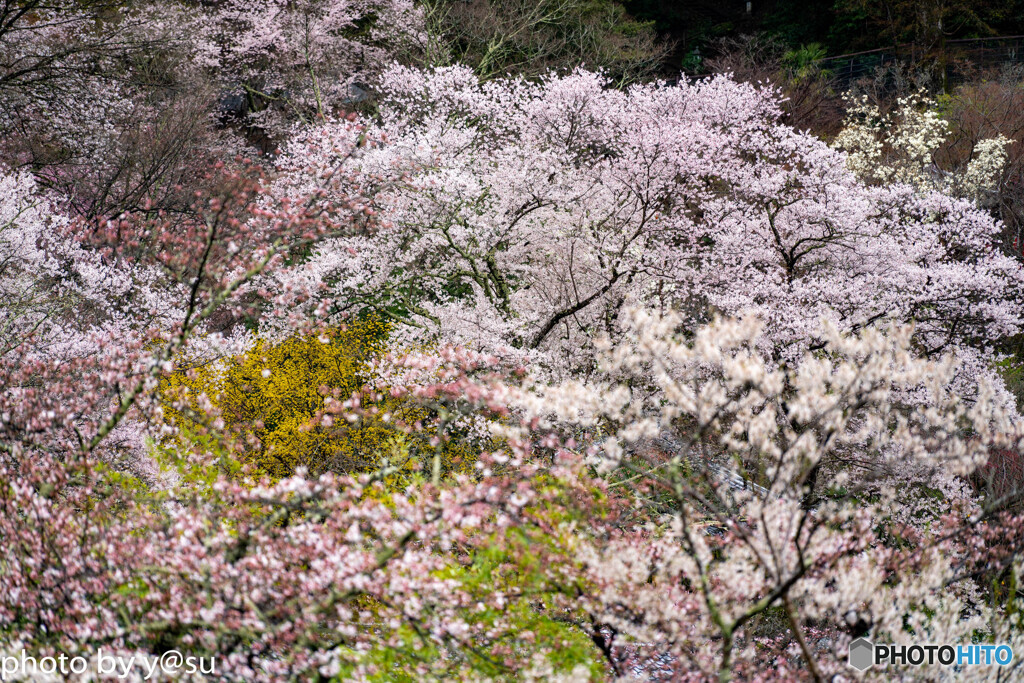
left=848, top=638, right=1014, bottom=670
left=848, top=638, right=874, bottom=671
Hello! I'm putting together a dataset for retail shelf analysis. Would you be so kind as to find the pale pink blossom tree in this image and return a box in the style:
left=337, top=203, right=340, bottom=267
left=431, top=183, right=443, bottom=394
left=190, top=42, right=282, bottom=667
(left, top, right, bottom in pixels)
left=192, top=0, right=426, bottom=131
left=272, top=66, right=1024, bottom=406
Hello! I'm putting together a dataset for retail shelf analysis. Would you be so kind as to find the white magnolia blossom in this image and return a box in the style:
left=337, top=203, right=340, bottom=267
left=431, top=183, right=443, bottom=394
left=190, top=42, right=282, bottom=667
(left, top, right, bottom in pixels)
left=833, top=91, right=1011, bottom=204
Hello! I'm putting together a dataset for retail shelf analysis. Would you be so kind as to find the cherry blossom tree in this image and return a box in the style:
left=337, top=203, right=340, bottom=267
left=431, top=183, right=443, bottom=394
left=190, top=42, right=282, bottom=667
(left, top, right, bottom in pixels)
left=192, top=0, right=426, bottom=132
left=0, top=1, right=153, bottom=156
left=271, top=66, right=1024, bottom=404
left=0, top=114, right=383, bottom=473
left=0, top=1, right=236, bottom=221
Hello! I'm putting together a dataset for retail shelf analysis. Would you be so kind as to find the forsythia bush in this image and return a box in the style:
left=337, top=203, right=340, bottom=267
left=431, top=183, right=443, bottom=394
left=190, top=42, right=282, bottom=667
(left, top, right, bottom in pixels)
left=161, top=319, right=480, bottom=480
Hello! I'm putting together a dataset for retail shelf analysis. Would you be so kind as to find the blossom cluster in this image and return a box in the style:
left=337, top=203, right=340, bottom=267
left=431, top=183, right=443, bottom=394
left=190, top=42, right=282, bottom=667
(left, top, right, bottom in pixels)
left=833, top=91, right=1012, bottom=204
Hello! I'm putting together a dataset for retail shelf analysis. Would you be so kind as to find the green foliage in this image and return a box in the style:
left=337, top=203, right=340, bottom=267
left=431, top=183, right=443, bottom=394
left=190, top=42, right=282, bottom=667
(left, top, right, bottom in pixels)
left=334, top=558, right=603, bottom=680
left=995, top=351, right=1024, bottom=411
left=783, top=43, right=828, bottom=80
left=423, top=0, right=670, bottom=83
left=325, top=472, right=612, bottom=681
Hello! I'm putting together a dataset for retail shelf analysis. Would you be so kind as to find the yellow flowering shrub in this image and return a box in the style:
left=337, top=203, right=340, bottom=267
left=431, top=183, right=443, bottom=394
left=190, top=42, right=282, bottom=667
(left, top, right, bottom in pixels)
left=160, top=318, right=482, bottom=481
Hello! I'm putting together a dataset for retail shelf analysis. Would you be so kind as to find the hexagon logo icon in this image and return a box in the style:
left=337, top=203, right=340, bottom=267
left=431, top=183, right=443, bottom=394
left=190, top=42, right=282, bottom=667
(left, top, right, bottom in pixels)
left=848, top=637, right=874, bottom=671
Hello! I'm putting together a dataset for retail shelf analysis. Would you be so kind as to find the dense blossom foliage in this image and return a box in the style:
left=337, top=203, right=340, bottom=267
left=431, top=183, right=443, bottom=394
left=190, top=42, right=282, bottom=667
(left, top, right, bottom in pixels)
left=2, top=8, right=1024, bottom=681
left=0, top=1, right=229, bottom=220
left=511, top=308, right=1024, bottom=679
left=274, top=67, right=1024, bottom=405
